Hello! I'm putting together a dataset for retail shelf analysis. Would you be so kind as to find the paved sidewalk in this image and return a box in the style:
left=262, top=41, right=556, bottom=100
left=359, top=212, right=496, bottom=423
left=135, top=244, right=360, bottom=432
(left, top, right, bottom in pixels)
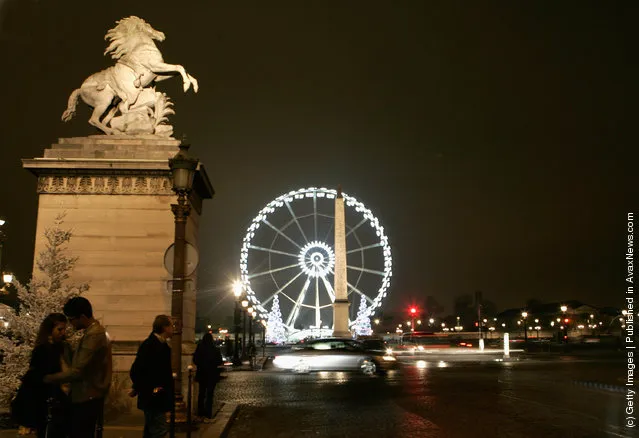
left=0, top=403, right=239, bottom=438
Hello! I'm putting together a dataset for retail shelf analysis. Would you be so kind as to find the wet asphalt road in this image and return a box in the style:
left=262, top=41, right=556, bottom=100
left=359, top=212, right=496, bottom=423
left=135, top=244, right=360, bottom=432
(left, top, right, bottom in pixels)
left=219, top=355, right=633, bottom=438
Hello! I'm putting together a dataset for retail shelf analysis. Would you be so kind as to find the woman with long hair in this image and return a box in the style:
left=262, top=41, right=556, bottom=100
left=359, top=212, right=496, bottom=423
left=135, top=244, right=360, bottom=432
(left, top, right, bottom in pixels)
left=12, top=313, right=72, bottom=438
left=192, top=332, right=223, bottom=420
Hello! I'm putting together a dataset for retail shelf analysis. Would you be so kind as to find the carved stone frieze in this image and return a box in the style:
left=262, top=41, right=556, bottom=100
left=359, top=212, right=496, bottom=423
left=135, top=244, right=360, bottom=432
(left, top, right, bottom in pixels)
left=37, top=175, right=174, bottom=195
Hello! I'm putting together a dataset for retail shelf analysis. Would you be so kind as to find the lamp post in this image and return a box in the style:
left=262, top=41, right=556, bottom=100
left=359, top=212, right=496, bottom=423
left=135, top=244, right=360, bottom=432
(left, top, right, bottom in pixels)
left=241, top=298, right=249, bottom=359
left=261, top=320, right=266, bottom=357
left=0, top=219, right=6, bottom=273
left=521, top=311, right=528, bottom=343
left=560, top=305, right=568, bottom=343
left=232, top=281, right=243, bottom=365
left=168, top=137, right=199, bottom=410
left=247, top=307, right=254, bottom=347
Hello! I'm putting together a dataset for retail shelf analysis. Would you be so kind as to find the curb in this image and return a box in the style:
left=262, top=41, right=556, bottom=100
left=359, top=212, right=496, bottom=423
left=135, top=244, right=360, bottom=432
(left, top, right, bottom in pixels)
left=218, top=403, right=240, bottom=438
left=572, top=380, right=627, bottom=393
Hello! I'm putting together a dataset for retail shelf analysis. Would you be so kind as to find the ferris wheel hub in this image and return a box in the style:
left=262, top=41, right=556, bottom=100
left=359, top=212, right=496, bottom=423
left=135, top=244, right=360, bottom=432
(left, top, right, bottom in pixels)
left=298, top=241, right=335, bottom=278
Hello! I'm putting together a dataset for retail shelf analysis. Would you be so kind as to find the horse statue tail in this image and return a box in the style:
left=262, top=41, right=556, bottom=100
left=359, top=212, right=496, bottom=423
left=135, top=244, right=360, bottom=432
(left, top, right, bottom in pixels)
left=61, top=88, right=82, bottom=122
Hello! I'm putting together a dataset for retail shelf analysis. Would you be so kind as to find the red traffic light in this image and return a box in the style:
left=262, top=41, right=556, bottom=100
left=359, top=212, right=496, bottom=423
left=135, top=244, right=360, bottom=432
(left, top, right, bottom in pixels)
left=564, top=318, right=569, bottom=323
left=410, top=307, right=417, bottom=315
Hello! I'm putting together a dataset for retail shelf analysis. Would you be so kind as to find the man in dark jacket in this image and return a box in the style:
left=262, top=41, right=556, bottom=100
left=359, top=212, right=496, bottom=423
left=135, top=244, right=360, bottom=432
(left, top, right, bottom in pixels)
left=192, top=333, right=223, bottom=419
left=130, top=315, right=174, bottom=438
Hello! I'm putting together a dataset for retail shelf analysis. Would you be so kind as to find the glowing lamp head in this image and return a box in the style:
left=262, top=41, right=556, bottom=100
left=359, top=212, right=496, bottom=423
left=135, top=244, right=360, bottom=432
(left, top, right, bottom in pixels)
left=2, top=273, right=13, bottom=284
left=241, top=300, right=249, bottom=308
left=560, top=305, right=568, bottom=312
left=232, top=281, right=243, bottom=297
left=521, top=311, right=528, bottom=318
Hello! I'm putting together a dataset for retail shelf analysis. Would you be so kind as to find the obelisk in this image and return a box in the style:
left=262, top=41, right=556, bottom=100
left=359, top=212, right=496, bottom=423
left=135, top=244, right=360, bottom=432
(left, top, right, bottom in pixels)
left=332, top=185, right=350, bottom=337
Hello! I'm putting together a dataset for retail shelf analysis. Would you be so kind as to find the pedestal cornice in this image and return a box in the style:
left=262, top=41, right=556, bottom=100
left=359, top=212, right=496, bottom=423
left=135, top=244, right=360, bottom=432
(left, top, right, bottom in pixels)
left=22, top=136, right=214, bottom=212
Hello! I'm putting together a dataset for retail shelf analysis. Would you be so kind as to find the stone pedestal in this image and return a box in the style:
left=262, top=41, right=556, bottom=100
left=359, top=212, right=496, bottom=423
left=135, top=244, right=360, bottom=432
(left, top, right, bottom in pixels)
left=22, top=136, right=214, bottom=380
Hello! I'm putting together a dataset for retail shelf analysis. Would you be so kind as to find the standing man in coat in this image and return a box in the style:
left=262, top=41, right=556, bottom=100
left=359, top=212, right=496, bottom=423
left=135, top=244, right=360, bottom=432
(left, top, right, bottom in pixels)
left=192, top=332, right=223, bottom=420
left=130, top=315, right=174, bottom=438
left=44, top=297, right=112, bottom=438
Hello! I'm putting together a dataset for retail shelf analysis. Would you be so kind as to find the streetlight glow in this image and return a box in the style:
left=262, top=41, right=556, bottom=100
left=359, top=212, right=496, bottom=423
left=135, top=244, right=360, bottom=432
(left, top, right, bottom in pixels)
left=233, top=281, right=243, bottom=297
left=560, top=305, right=568, bottom=312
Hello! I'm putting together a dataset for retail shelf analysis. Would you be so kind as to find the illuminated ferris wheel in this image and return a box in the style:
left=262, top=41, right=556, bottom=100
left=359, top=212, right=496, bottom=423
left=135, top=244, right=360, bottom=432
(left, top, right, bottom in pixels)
left=239, top=187, right=392, bottom=336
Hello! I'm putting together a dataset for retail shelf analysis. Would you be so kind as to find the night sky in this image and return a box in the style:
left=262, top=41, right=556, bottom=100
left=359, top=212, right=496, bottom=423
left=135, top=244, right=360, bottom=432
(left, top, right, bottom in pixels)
left=0, top=1, right=635, bottom=323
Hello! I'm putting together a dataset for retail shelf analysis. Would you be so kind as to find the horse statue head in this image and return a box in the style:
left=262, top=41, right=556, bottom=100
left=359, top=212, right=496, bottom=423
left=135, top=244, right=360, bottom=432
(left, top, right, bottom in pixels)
left=104, top=16, right=165, bottom=60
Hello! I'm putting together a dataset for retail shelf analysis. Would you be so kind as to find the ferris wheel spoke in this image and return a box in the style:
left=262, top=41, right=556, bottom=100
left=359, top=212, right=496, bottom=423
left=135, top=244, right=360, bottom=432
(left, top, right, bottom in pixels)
left=286, top=277, right=312, bottom=327
left=262, top=219, right=303, bottom=250
left=285, top=201, right=309, bottom=244
left=319, top=275, right=336, bottom=303
left=313, top=192, right=318, bottom=240
left=315, top=277, right=321, bottom=328
left=347, top=265, right=386, bottom=276
left=346, top=242, right=382, bottom=254
left=347, top=281, right=374, bottom=305
left=260, top=271, right=304, bottom=307
left=248, top=244, right=298, bottom=258
left=248, top=262, right=300, bottom=280
left=346, top=217, right=368, bottom=237
left=322, top=222, right=334, bottom=244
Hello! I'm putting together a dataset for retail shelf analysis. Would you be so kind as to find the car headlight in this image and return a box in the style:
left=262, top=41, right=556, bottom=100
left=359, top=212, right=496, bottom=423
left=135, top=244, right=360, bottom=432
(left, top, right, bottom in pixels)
left=382, top=355, right=396, bottom=361
left=386, top=348, right=393, bottom=355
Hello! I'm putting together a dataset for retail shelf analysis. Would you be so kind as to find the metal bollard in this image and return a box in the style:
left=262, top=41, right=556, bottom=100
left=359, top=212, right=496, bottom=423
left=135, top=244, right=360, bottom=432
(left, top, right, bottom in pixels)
left=96, top=398, right=104, bottom=438
left=169, top=372, right=177, bottom=438
left=44, top=398, right=54, bottom=438
left=187, top=365, right=193, bottom=438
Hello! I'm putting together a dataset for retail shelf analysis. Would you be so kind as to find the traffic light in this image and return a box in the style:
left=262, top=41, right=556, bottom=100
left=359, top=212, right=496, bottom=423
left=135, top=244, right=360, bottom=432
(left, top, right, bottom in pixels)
left=564, top=318, right=569, bottom=323
left=410, top=307, right=417, bottom=315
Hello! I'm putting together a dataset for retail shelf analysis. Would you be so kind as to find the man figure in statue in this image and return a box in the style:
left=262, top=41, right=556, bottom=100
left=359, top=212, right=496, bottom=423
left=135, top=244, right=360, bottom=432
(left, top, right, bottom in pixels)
left=130, top=315, right=175, bottom=438
left=44, top=297, right=112, bottom=438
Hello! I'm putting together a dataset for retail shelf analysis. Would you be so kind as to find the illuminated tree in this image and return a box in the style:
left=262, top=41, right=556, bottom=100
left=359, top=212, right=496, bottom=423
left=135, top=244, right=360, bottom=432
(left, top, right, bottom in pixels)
left=0, top=214, right=88, bottom=406
left=353, top=296, right=373, bottom=336
left=266, top=295, right=286, bottom=344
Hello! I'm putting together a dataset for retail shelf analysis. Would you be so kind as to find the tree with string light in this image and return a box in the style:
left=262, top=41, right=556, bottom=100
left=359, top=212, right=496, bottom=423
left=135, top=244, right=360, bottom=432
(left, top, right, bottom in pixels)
left=266, top=294, right=287, bottom=344
left=353, top=296, right=373, bottom=336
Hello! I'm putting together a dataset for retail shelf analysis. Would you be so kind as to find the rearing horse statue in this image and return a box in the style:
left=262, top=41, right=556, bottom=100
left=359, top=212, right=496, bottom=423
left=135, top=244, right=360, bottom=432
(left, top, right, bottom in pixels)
left=61, top=16, right=198, bottom=135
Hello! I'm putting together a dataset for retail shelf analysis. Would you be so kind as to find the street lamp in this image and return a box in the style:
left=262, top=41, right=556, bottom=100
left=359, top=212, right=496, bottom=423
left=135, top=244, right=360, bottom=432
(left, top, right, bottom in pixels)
left=560, top=305, right=568, bottom=343
left=260, top=320, right=266, bottom=357
left=168, top=136, right=199, bottom=411
left=232, top=281, right=243, bottom=365
left=0, top=219, right=8, bottom=291
left=247, top=307, right=254, bottom=346
left=521, top=311, right=528, bottom=343
left=241, top=299, right=249, bottom=358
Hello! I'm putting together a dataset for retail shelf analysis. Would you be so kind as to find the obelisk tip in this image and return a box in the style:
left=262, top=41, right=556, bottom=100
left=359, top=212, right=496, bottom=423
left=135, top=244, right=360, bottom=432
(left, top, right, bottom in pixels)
left=337, top=185, right=343, bottom=198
